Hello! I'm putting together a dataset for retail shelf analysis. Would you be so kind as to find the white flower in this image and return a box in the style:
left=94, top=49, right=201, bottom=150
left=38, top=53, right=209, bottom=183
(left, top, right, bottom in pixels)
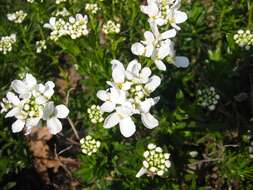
left=131, top=29, right=189, bottom=70
left=44, top=14, right=89, bottom=41
left=11, top=73, right=37, bottom=99
left=140, top=0, right=187, bottom=30
left=136, top=144, right=171, bottom=178
left=197, top=86, right=220, bottom=111
left=0, top=34, right=16, bottom=54
left=97, top=87, right=127, bottom=112
left=43, top=102, right=69, bottom=134
left=104, top=105, right=136, bottom=138
left=85, top=3, right=99, bottom=14
left=54, top=8, right=70, bottom=17
left=36, top=40, right=47, bottom=53
left=102, top=20, right=121, bottom=34
left=56, top=0, right=66, bottom=4
left=7, top=10, right=27, bottom=24
left=97, top=60, right=160, bottom=137
left=68, top=14, right=89, bottom=39
left=80, top=135, right=101, bottom=156
left=87, top=105, right=104, bottom=124
left=1, top=73, right=68, bottom=135
left=234, top=29, right=253, bottom=50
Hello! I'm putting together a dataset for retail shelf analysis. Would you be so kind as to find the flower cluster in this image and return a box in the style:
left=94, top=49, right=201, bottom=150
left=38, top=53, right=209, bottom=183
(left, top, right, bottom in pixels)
left=87, top=105, right=104, bottom=124
left=7, top=10, right=27, bottom=24
left=136, top=143, right=171, bottom=177
left=97, top=60, right=160, bottom=137
left=54, top=8, right=70, bottom=17
left=197, top=87, right=220, bottom=111
left=131, top=0, right=189, bottom=71
left=0, top=73, right=69, bottom=135
left=85, top=3, right=99, bottom=14
left=102, top=20, right=121, bottom=34
left=80, top=135, right=101, bottom=156
left=43, top=14, right=89, bottom=41
left=234, top=29, right=253, bottom=50
left=56, top=0, right=66, bottom=4
left=36, top=40, right=47, bottom=53
left=0, top=34, right=16, bottom=54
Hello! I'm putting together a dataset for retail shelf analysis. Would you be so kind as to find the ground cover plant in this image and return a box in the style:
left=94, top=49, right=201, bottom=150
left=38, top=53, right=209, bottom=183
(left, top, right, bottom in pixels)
left=0, top=0, right=253, bottom=189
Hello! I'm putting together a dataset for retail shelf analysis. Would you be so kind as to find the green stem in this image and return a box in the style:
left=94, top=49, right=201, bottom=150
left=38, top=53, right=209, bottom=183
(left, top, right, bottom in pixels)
left=248, top=0, right=253, bottom=28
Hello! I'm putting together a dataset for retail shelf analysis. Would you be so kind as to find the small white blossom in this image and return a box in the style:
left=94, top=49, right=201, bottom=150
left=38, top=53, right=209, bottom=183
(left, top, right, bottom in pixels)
left=234, top=29, right=253, bottom=50
left=54, top=8, right=70, bottom=17
left=7, top=10, right=27, bottom=23
left=102, top=20, right=121, bottom=34
left=68, top=14, right=89, bottom=39
left=56, top=0, right=66, bottom=4
left=36, top=40, right=47, bottom=53
left=85, top=3, right=99, bottom=14
left=197, top=87, right=220, bottom=111
left=44, top=14, right=89, bottom=41
left=136, top=144, right=171, bottom=177
left=97, top=59, right=160, bottom=138
left=0, top=34, right=16, bottom=54
left=140, top=0, right=187, bottom=30
left=87, top=105, right=104, bottom=124
left=80, top=135, right=101, bottom=156
left=131, top=29, right=189, bottom=70
left=1, top=73, right=69, bottom=135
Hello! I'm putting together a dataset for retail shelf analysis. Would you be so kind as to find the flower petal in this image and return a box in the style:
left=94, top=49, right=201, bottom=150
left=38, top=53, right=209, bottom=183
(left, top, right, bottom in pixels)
left=5, top=107, right=20, bottom=118
left=47, top=117, right=62, bottom=135
left=119, top=117, right=136, bottom=138
left=111, top=59, right=126, bottom=84
left=154, top=60, right=166, bottom=71
left=131, top=43, right=145, bottom=56
left=174, top=56, right=190, bottom=68
left=56, top=104, right=69, bottom=118
left=97, top=90, right=108, bottom=101
left=100, top=101, right=116, bottom=112
left=141, top=112, right=158, bottom=129
left=24, top=73, right=37, bottom=88
left=145, top=75, right=161, bottom=93
left=175, top=11, right=188, bottom=24
left=136, top=167, right=147, bottom=178
left=11, top=80, right=27, bottom=95
left=11, top=119, right=25, bottom=133
left=104, top=113, right=120, bottom=128
left=161, top=29, right=177, bottom=40
left=6, top=92, right=20, bottom=106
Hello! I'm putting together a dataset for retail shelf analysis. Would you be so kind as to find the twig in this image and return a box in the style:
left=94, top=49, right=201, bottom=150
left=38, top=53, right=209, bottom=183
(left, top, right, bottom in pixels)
left=68, top=117, right=80, bottom=140
left=65, top=88, right=80, bottom=140
left=58, top=145, right=73, bottom=155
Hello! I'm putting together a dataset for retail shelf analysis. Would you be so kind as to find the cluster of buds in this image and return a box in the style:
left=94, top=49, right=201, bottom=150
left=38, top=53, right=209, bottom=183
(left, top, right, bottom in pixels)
left=1, top=73, right=69, bottom=135
left=87, top=105, right=104, bottom=124
left=0, top=34, right=16, bottom=54
left=7, top=10, right=27, bottom=24
left=197, top=87, right=220, bottom=111
left=54, top=8, right=70, bottom=17
left=80, top=135, right=101, bottom=156
left=244, top=131, right=253, bottom=158
left=85, top=3, right=99, bottom=14
left=56, top=0, right=66, bottom=4
left=44, top=14, right=89, bottom=41
left=234, top=29, right=253, bottom=50
left=136, top=143, right=171, bottom=177
left=102, top=20, right=121, bottom=34
left=36, top=40, right=47, bottom=53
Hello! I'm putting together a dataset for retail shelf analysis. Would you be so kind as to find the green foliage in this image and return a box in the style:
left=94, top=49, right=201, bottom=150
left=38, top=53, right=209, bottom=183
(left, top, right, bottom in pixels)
left=0, top=0, right=253, bottom=189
